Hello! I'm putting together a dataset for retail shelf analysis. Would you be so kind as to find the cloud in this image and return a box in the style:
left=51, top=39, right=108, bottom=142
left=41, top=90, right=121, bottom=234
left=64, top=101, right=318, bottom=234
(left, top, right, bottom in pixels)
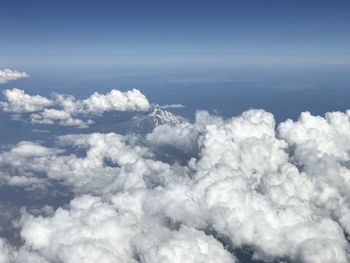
left=278, top=110, right=350, bottom=159
left=19, top=194, right=236, bottom=263
left=19, top=194, right=156, bottom=262
left=146, top=111, right=222, bottom=155
left=140, top=226, right=236, bottom=263
left=52, top=89, right=151, bottom=115
left=1, top=88, right=151, bottom=127
left=0, top=141, right=62, bottom=188
left=0, top=69, right=29, bottom=84
left=157, top=104, right=186, bottom=109
left=0, top=239, right=13, bottom=263
left=30, top=109, right=94, bottom=128
left=0, top=89, right=53, bottom=113
left=0, top=133, right=176, bottom=193
left=8, top=141, right=61, bottom=157
left=2, top=108, right=350, bottom=262
left=78, top=89, right=151, bottom=114
left=134, top=109, right=350, bottom=262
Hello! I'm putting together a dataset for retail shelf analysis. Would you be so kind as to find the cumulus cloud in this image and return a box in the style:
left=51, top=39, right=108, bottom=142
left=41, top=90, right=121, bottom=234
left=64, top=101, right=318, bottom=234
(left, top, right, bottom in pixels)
left=2, top=108, right=350, bottom=262
left=0, top=89, right=53, bottom=113
left=0, top=133, right=178, bottom=193
left=18, top=193, right=236, bottom=263
left=0, top=238, right=13, bottom=263
left=146, top=111, right=221, bottom=155
left=140, top=226, right=236, bottom=263
left=52, top=89, right=150, bottom=115
left=147, top=109, right=350, bottom=262
left=1, top=88, right=151, bottom=127
left=8, top=141, right=61, bottom=157
left=0, top=141, right=62, bottom=188
left=0, top=69, right=29, bottom=84
left=77, top=89, right=150, bottom=114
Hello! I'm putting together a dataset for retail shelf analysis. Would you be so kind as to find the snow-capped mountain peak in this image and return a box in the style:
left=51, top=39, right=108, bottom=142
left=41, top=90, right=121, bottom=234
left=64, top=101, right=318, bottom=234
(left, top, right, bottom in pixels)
left=128, top=107, right=185, bottom=133
left=146, top=107, right=183, bottom=125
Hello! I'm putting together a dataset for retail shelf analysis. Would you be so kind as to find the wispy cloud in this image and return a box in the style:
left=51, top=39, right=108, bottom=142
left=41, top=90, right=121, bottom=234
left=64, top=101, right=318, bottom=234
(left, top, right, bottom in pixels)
left=0, top=69, right=29, bottom=84
left=157, top=103, right=186, bottom=109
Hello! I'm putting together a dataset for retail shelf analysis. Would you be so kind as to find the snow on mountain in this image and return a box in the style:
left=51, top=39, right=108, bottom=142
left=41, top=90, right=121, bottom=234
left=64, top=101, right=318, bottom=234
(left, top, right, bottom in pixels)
left=128, top=107, right=185, bottom=133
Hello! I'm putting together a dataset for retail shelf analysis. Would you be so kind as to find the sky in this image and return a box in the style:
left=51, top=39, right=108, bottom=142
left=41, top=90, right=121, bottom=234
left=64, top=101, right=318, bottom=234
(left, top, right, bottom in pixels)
left=1, top=0, right=350, bottom=71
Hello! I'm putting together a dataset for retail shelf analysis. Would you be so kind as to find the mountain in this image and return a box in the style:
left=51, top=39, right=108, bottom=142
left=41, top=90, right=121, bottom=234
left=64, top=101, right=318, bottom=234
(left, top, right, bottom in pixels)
left=128, top=107, right=185, bottom=133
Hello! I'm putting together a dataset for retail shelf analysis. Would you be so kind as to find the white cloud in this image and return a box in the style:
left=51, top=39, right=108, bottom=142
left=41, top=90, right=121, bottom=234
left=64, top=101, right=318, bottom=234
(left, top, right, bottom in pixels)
left=157, top=103, right=186, bottom=109
left=0, top=69, right=29, bottom=84
left=278, top=110, right=350, bottom=160
left=0, top=133, right=176, bottom=192
left=140, top=226, right=236, bottom=263
left=78, top=89, right=151, bottom=114
left=1, top=88, right=151, bottom=127
left=0, top=238, right=13, bottom=263
left=2, top=108, right=350, bottom=262
left=30, top=109, right=94, bottom=128
left=0, top=141, right=62, bottom=188
left=20, top=194, right=153, bottom=262
left=1, top=89, right=53, bottom=113
left=147, top=111, right=224, bottom=155
left=53, top=89, right=151, bottom=115
left=9, top=141, right=61, bottom=157
left=147, top=108, right=350, bottom=262
left=19, top=194, right=236, bottom=263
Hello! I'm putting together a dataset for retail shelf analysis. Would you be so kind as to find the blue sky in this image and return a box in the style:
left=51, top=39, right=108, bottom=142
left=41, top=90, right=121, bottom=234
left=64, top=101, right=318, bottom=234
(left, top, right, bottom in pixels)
left=1, top=0, right=350, bottom=71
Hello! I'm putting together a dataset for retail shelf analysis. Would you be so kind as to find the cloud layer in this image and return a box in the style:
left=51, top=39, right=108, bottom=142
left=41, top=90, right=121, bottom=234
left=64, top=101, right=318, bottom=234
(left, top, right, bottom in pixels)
left=1, top=89, right=151, bottom=127
left=1, top=107, right=350, bottom=262
left=0, top=69, right=29, bottom=84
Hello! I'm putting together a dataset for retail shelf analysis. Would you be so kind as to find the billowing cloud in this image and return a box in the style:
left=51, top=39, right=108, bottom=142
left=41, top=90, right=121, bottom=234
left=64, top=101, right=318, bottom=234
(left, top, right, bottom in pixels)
left=1, top=88, right=151, bottom=127
left=19, top=193, right=236, bottom=263
left=147, top=109, right=350, bottom=262
left=77, top=89, right=151, bottom=114
left=0, top=69, right=29, bottom=84
left=140, top=226, right=236, bottom=263
left=0, top=141, right=62, bottom=188
left=53, top=89, right=150, bottom=115
left=0, top=239, right=13, bottom=263
left=0, top=89, right=53, bottom=113
left=1, top=108, right=350, bottom=262
left=0, top=133, right=176, bottom=193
